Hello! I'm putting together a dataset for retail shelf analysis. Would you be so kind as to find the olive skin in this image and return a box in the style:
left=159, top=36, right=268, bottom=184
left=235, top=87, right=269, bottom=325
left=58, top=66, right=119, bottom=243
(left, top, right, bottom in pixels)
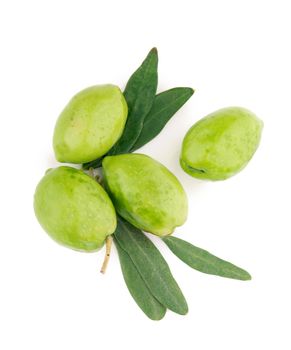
left=34, top=166, right=116, bottom=251
left=102, top=154, right=188, bottom=236
left=53, top=85, right=128, bottom=164
left=180, top=107, right=263, bottom=181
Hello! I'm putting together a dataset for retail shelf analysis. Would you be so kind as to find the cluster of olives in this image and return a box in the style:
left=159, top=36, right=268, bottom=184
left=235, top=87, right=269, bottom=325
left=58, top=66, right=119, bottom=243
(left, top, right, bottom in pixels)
left=34, top=68, right=263, bottom=273
left=34, top=84, right=189, bottom=253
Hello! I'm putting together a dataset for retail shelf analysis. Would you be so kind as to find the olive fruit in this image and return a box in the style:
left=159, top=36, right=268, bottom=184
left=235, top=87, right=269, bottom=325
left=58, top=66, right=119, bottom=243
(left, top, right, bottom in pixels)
left=102, top=154, right=188, bottom=236
left=34, top=166, right=116, bottom=251
left=180, top=107, right=263, bottom=180
left=53, top=85, right=128, bottom=164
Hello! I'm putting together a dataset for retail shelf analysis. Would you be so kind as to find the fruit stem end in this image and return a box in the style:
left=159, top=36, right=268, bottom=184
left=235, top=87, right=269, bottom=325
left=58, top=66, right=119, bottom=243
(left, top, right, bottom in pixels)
left=100, top=235, right=113, bottom=274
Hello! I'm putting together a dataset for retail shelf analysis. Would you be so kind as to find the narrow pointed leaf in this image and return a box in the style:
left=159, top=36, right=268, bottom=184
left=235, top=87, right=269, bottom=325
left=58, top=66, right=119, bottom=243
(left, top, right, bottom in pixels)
left=114, top=217, right=188, bottom=315
left=163, top=236, right=251, bottom=281
left=108, top=48, right=158, bottom=155
left=115, top=237, right=166, bottom=320
left=131, top=87, right=194, bottom=152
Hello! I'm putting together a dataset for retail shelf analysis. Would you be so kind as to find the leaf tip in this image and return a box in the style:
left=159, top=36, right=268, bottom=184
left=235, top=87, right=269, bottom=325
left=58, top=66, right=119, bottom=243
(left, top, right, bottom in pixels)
left=244, top=271, right=252, bottom=281
left=150, top=47, right=158, bottom=54
left=180, top=304, right=189, bottom=316
left=147, top=47, right=158, bottom=62
left=148, top=309, right=167, bottom=321
left=182, top=87, right=195, bottom=96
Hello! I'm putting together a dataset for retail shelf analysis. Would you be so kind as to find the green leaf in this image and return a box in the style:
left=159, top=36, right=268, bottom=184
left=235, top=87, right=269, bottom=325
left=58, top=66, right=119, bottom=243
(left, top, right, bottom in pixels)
left=163, top=236, right=251, bottom=281
left=114, top=217, right=188, bottom=315
left=114, top=237, right=166, bottom=320
left=131, top=87, right=194, bottom=152
left=108, top=47, right=158, bottom=155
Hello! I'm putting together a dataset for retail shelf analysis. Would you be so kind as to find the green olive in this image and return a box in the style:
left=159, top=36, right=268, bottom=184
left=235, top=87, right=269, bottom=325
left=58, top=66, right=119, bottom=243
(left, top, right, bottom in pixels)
left=34, top=166, right=116, bottom=251
left=102, top=154, right=188, bottom=236
left=53, top=85, right=128, bottom=164
left=180, top=107, right=263, bottom=180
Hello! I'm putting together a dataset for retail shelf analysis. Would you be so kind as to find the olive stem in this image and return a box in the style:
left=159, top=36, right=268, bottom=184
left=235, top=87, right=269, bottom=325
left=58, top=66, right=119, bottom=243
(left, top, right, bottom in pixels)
left=100, top=235, right=113, bottom=274
left=88, top=167, right=94, bottom=178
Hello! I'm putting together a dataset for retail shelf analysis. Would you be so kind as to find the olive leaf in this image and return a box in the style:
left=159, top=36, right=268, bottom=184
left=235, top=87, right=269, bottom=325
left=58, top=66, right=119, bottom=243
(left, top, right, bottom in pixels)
left=130, top=87, right=194, bottom=152
left=114, top=217, right=188, bottom=315
left=163, top=236, right=251, bottom=281
left=114, top=237, right=166, bottom=320
left=108, top=47, right=158, bottom=155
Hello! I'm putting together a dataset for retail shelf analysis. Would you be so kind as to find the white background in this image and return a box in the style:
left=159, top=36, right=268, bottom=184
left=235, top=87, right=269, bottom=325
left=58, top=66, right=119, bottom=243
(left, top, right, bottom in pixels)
left=1, top=1, right=290, bottom=349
